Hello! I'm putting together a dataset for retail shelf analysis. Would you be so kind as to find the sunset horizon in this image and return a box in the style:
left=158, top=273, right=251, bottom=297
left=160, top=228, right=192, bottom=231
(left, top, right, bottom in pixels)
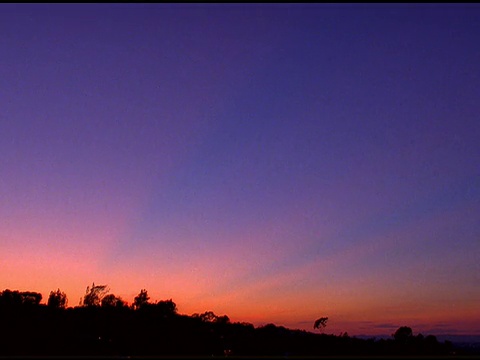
left=1, top=283, right=479, bottom=338
left=1, top=3, right=479, bottom=346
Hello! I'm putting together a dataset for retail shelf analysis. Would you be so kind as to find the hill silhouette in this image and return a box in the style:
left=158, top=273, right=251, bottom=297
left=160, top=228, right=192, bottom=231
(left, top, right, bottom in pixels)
left=0, top=286, right=465, bottom=357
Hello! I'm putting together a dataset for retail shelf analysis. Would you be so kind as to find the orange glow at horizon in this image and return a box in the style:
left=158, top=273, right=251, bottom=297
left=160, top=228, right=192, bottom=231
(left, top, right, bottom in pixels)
left=2, top=227, right=478, bottom=336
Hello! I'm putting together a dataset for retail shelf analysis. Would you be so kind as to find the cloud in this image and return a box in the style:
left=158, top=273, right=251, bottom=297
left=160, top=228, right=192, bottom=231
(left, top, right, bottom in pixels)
left=372, top=323, right=399, bottom=329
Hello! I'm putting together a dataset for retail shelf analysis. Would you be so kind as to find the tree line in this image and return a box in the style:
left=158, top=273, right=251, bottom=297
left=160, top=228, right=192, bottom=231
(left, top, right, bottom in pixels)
left=0, top=286, right=459, bottom=357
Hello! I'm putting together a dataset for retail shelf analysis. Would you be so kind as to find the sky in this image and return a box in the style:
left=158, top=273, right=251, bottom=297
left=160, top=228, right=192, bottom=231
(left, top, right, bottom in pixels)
left=0, top=4, right=479, bottom=336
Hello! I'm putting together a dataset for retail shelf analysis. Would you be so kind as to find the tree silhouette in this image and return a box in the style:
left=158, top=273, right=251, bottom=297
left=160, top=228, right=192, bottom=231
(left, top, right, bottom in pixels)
left=0, top=289, right=22, bottom=307
left=191, top=311, right=230, bottom=325
left=194, top=311, right=218, bottom=323
left=155, top=299, right=177, bottom=316
left=133, top=289, right=150, bottom=310
left=82, top=283, right=109, bottom=307
left=20, top=291, right=42, bottom=305
left=216, top=315, right=230, bottom=325
left=47, top=289, right=68, bottom=309
left=314, top=317, right=328, bottom=330
left=101, top=294, right=126, bottom=308
left=393, top=326, right=413, bottom=343
left=0, top=290, right=42, bottom=306
left=0, top=286, right=456, bottom=357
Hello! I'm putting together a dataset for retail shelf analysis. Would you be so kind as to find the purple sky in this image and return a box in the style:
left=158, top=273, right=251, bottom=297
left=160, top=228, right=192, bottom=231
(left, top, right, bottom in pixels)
left=1, top=4, right=479, bottom=335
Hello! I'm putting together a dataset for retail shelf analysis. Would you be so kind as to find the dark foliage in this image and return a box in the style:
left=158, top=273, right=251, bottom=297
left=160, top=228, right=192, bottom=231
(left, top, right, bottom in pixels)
left=81, top=283, right=109, bottom=307
left=101, top=293, right=127, bottom=308
left=0, top=287, right=460, bottom=357
left=314, top=316, right=328, bottom=330
left=132, top=288, right=149, bottom=310
left=47, top=288, right=68, bottom=308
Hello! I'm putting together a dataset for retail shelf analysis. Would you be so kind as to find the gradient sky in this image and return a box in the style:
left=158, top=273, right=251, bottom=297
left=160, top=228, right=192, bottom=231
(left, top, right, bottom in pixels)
left=1, top=4, right=479, bottom=336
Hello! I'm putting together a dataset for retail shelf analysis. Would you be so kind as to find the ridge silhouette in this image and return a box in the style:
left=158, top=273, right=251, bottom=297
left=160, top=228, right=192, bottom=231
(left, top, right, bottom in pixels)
left=0, top=286, right=460, bottom=357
